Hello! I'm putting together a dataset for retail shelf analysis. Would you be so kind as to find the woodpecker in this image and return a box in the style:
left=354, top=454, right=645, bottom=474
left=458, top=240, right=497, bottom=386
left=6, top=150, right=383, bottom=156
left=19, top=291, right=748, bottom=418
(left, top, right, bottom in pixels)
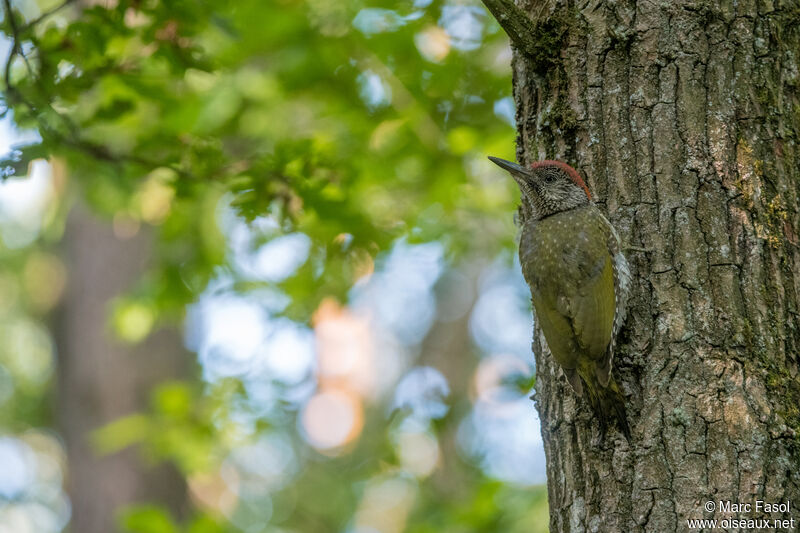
left=489, top=156, right=631, bottom=439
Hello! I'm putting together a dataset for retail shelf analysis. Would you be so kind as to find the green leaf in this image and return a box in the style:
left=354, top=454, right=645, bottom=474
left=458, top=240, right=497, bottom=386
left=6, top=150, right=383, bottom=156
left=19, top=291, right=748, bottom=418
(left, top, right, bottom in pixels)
left=94, top=98, right=137, bottom=121
left=152, top=382, right=193, bottom=419
left=92, top=414, right=151, bottom=454
left=119, top=505, right=179, bottom=533
left=186, top=515, right=227, bottom=533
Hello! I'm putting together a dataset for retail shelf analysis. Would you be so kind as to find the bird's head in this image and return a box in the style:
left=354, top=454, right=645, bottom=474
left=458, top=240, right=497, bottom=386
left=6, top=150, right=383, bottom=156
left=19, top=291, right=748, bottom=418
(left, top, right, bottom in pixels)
left=489, top=157, right=591, bottom=221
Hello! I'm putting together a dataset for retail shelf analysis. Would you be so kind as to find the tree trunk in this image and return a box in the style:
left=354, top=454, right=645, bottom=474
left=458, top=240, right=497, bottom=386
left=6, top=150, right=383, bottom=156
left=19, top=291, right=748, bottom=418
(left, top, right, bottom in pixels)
left=56, top=201, right=188, bottom=533
left=506, top=1, right=800, bottom=530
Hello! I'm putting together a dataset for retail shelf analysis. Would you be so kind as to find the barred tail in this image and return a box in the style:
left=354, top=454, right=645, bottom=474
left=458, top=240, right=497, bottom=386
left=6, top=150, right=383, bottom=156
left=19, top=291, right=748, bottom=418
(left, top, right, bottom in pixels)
left=579, top=365, right=630, bottom=440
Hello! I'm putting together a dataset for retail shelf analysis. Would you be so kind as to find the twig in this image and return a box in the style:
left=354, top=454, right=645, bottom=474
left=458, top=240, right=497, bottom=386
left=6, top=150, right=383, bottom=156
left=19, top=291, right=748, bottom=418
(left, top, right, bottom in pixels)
left=3, top=0, right=21, bottom=88
left=21, top=0, right=77, bottom=32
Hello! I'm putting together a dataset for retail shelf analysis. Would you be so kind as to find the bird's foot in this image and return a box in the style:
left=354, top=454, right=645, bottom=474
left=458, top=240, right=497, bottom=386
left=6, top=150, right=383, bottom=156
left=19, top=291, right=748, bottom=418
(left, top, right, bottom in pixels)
left=591, top=421, right=608, bottom=447
left=625, top=245, right=652, bottom=253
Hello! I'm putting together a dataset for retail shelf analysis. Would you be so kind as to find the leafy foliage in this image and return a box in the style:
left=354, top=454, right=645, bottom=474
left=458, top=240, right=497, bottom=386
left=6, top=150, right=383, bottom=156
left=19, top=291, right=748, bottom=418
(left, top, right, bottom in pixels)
left=0, top=0, right=548, bottom=531
left=2, top=0, right=518, bottom=317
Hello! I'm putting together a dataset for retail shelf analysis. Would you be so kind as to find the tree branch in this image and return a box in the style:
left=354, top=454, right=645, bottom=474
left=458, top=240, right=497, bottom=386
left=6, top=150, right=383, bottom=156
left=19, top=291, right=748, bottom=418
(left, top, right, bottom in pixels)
left=481, top=0, right=566, bottom=68
left=3, top=0, right=21, bottom=89
left=1, top=0, right=192, bottom=179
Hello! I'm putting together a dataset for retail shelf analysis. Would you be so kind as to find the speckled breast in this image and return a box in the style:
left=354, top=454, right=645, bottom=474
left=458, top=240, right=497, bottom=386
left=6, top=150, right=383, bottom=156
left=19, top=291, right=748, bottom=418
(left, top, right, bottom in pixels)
left=519, top=205, right=612, bottom=302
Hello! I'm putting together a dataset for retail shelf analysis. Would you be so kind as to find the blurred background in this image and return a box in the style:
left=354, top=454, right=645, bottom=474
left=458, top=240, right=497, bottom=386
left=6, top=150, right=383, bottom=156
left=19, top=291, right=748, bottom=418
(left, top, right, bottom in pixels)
left=0, top=0, right=549, bottom=531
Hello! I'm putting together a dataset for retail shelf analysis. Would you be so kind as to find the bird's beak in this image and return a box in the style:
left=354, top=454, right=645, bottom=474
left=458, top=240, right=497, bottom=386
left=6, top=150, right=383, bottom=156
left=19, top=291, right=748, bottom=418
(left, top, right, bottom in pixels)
left=488, top=156, right=534, bottom=189
left=489, top=156, right=538, bottom=204
left=488, top=156, right=527, bottom=175
left=489, top=155, right=527, bottom=174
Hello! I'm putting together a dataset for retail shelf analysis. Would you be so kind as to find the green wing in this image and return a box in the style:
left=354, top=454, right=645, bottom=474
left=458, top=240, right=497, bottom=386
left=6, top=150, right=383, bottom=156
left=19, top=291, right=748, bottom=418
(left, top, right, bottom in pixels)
left=533, top=251, right=616, bottom=371
left=570, top=252, right=616, bottom=360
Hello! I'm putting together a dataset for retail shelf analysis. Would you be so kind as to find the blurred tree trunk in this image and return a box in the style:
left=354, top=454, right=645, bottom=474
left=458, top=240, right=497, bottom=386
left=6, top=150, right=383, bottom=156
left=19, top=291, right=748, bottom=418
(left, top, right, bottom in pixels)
left=55, top=198, right=188, bottom=533
left=419, top=265, right=482, bottom=496
left=494, top=1, right=800, bottom=530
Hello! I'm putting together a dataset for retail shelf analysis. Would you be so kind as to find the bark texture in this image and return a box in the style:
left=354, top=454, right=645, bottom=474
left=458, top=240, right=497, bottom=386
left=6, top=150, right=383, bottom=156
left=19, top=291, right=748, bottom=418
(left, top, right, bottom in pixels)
left=56, top=202, right=188, bottom=533
left=508, top=0, right=800, bottom=530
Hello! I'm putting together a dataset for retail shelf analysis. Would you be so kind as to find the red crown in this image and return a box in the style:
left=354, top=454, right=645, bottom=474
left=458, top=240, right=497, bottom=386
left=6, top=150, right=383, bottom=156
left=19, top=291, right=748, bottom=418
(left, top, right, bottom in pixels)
left=530, top=160, right=591, bottom=200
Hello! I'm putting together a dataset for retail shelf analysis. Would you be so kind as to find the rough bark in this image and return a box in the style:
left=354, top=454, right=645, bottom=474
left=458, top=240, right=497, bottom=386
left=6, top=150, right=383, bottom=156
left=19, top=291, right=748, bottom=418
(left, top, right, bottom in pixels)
left=506, top=0, right=800, bottom=530
left=56, top=201, right=188, bottom=533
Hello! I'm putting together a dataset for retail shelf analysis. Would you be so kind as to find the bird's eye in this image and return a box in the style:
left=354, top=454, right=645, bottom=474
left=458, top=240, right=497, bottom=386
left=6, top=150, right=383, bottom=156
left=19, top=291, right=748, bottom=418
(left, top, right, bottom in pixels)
left=544, top=175, right=556, bottom=184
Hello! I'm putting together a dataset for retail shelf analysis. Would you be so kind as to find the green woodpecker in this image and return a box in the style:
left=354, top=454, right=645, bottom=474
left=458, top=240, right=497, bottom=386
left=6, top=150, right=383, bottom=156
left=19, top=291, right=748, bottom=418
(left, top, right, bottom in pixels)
left=489, top=156, right=631, bottom=438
